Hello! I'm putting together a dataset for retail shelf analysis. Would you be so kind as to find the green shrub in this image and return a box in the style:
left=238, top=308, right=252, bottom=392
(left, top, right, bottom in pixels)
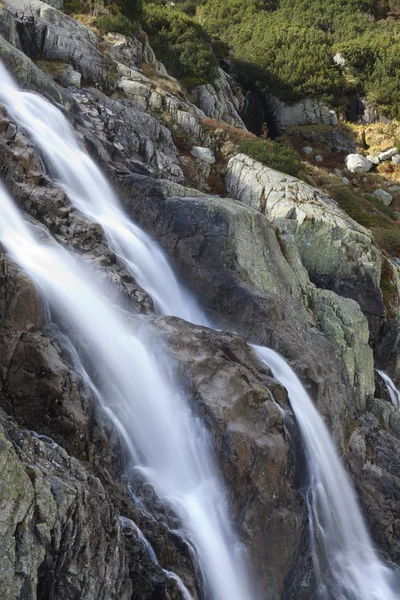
left=63, top=0, right=90, bottom=14
left=238, top=139, right=302, bottom=176
left=116, top=0, right=143, bottom=22
left=197, top=0, right=400, bottom=115
left=376, top=229, right=400, bottom=254
left=144, top=4, right=218, bottom=83
left=363, top=193, right=397, bottom=221
left=96, top=13, right=140, bottom=35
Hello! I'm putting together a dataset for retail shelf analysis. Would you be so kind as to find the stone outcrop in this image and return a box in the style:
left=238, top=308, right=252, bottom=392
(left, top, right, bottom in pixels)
left=263, top=94, right=338, bottom=131
left=347, top=405, right=400, bottom=563
left=225, top=154, right=384, bottom=332
left=3, top=0, right=117, bottom=89
left=195, top=68, right=245, bottom=128
left=0, top=411, right=132, bottom=600
left=0, top=0, right=400, bottom=597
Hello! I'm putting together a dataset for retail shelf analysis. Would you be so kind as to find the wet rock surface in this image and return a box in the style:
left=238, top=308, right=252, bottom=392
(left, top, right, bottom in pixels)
left=0, top=1, right=399, bottom=598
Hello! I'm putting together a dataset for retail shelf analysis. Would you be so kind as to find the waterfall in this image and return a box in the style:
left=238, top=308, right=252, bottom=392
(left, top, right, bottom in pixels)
left=1, top=60, right=398, bottom=598
left=0, top=181, right=253, bottom=600
left=254, top=345, right=399, bottom=600
left=377, top=370, right=400, bottom=407
left=0, top=63, right=206, bottom=325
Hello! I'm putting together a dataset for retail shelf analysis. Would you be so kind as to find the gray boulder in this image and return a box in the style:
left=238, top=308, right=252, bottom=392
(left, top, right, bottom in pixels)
left=225, top=154, right=384, bottom=328
left=3, top=0, right=117, bottom=89
left=374, top=188, right=393, bottom=206
left=0, top=34, right=69, bottom=106
left=367, top=154, right=380, bottom=165
left=59, top=65, right=81, bottom=88
left=379, top=147, right=398, bottom=161
left=345, top=153, right=373, bottom=173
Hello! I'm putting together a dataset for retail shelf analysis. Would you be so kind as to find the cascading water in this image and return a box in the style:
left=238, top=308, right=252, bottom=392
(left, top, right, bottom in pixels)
left=0, top=63, right=206, bottom=325
left=1, top=60, right=398, bottom=598
left=377, top=370, right=400, bottom=407
left=254, top=345, right=399, bottom=600
left=0, top=181, right=253, bottom=600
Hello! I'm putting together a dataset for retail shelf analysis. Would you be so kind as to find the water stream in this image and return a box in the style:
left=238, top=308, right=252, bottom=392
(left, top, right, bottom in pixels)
left=1, top=61, right=399, bottom=599
left=0, top=63, right=206, bottom=325
left=254, top=345, right=399, bottom=600
left=377, top=370, right=400, bottom=407
left=0, top=181, right=252, bottom=600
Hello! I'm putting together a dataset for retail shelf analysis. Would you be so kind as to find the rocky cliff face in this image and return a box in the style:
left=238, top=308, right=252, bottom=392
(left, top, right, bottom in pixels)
left=0, top=0, right=400, bottom=598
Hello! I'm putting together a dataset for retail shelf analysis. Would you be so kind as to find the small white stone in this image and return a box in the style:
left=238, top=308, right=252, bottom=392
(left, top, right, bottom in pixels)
left=342, top=177, right=350, bottom=185
left=367, top=155, right=380, bottom=165
left=302, top=146, right=313, bottom=155
left=191, top=146, right=215, bottom=164
left=379, top=147, right=398, bottom=161
left=392, top=154, right=400, bottom=166
left=315, top=155, right=323, bottom=162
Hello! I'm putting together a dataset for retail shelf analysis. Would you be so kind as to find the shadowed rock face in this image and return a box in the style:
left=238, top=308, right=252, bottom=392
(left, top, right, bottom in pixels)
left=0, top=1, right=400, bottom=597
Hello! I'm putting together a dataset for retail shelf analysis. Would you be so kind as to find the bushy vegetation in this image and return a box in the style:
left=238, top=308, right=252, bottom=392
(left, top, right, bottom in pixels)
left=201, top=119, right=302, bottom=177
left=191, top=0, right=400, bottom=115
left=64, top=0, right=142, bottom=34
left=64, top=0, right=400, bottom=116
left=143, top=3, right=218, bottom=84
left=238, top=139, right=302, bottom=176
left=97, top=13, right=140, bottom=35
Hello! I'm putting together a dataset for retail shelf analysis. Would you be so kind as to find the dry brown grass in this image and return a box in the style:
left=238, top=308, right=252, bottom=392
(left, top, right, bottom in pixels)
left=71, top=12, right=99, bottom=31
left=201, top=118, right=256, bottom=144
left=377, top=161, right=400, bottom=182
left=342, top=120, right=400, bottom=155
left=35, top=59, right=70, bottom=79
left=141, top=64, right=187, bottom=100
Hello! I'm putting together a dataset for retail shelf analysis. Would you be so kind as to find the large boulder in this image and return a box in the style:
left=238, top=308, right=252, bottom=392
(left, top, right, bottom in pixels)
left=345, top=153, right=373, bottom=173
left=225, top=154, right=384, bottom=331
left=118, top=176, right=376, bottom=447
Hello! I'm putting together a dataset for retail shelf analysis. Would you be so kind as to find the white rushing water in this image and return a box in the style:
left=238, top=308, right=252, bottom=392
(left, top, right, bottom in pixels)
left=254, top=345, right=399, bottom=600
left=1, top=60, right=398, bottom=599
left=0, top=63, right=206, bottom=325
left=0, top=181, right=252, bottom=600
left=377, top=370, right=400, bottom=408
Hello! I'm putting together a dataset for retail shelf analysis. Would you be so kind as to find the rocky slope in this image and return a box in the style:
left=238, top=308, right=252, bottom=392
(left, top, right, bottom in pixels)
left=0, top=0, right=400, bottom=598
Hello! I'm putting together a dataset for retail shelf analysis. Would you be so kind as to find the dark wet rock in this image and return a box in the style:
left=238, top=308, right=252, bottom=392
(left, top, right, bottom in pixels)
left=347, top=407, right=400, bottom=562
